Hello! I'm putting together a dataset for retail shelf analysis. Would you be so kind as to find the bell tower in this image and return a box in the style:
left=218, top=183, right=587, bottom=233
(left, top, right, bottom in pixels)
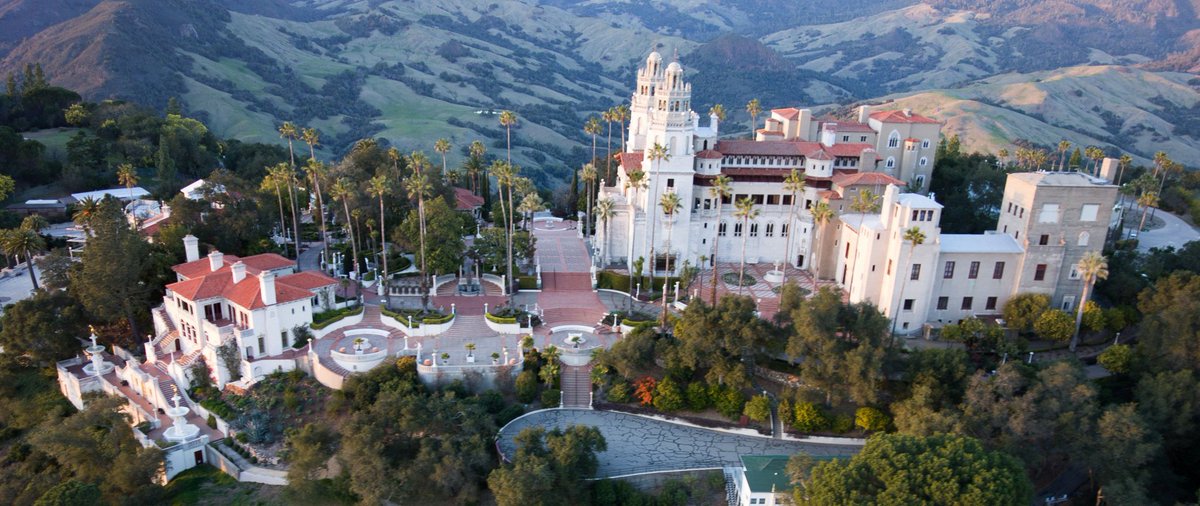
left=628, top=51, right=663, bottom=153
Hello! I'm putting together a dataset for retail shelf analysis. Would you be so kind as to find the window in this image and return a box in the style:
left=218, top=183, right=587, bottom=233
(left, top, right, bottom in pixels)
left=962, top=297, right=973, bottom=310
left=782, top=195, right=793, bottom=206
left=845, top=242, right=851, bottom=258
left=281, top=331, right=289, bottom=349
left=734, top=223, right=743, bottom=237
left=1069, top=266, right=1080, bottom=280
left=1039, top=234, right=1050, bottom=245
left=921, top=139, right=931, bottom=149
left=1080, top=204, right=1099, bottom=222
left=910, top=263, right=921, bottom=281
left=903, top=299, right=915, bottom=311
left=1077, top=231, right=1090, bottom=247
left=937, top=297, right=949, bottom=310
left=993, top=261, right=1005, bottom=279
left=1061, top=296, right=1076, bottom=311
left=860, top=136, right=868, bottom=142
left=752, top=194, right=764, bottom=205
left=781, top=224, right=789, bottom=237
left=767, top=195, right=780, bottom=205
left=986, top=296, right=998, bottom=311
left=887, top=259, right=893, bottom=275
left=718, top=222, right=727, bottom=236
left=721, top=194, right=732, bottom=205
left=888, top=132, right=900, bottom=148
left=968, top=261, right=980, bottom=279
left=886, top=157, right=896, bottom=168
left=944, top=261, right=956, bottom=278
left=1034, top=263, right=1047, bottom=281
left=749, top=223, right=758, bottom=237
left=703, top=199, right=711, bottom=210
left=1038, top=203, right=1060, bottom=223
left=842, top=135, right=849, bottom=142
left=765, top=223, right=775, bottom=237
left=257, top=335, right=265, bottom=354
left=666, top=178, right=674, bottom=188
left=915, top=175, right=926, bottom=189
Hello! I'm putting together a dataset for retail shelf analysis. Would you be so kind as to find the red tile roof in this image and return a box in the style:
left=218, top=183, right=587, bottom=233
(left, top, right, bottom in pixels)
left=240, top=253, right=293, bottom=273
left=168, top=275, right=231, bottom=302
left=714, top=140, right=875, bottom=159
left=772, top=107, right=802, bottom=120
left=818, top=190, right=842, bottom=200
left=824, top=143, right=876, bottom=158
left=172, top=255, right=243, bottom=280
left=832, top=171, right=906, bottom=188
left=809, top=149, right=832, bottom=161
left=454, top=187, right=485, bottom=210
left=618, top=152, right=644, bottom=172
left=277, top=271, right=338, bottom=290
left=224, top=278, right=314, bottom=310
left=869, top=110, right=940, bottom=124
left=696, top=149, right=723, bottom=159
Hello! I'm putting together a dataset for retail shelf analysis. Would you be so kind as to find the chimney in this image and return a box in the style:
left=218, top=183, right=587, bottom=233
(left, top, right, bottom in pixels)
left=183, top=235, right=200, bottom=262
left=821, top=126, right=837, bottom=146
left=903, top=108, right=912, bottom=117
left=709, top=112, right=719, bottom=134
left=258, top=270, right=276, bottom=306
left=208, top=251, right=224, bottom=272
left=231, top=261, right=247, bottom=284
left=858, top=105, right=870, bottom=123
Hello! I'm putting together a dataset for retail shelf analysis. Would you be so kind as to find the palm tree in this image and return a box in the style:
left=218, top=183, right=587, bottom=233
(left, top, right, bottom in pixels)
left=302, top=127, right=320, bottom=161
left=584, top=116, right=602, bottom=166
left=659, top=191, right=682, bottom=325
left=116, top=163, right=138, bottom=202
left=809, top=201, right=834, bottom=295
left=782, top=169, right=805, bottom=282
left=595, top=197, right=614, bottom=266
left=265, top=163, right=292, bottom=258
left=847, top=189, right=882, bottom=296
left=434, top=138, right=451, bottom=176
left=745, top=98, right=761, bottom=139
left=1116, top=153, right=1132, bottom=186
left=304, top=159, right=330, bottom=267
left=709, top=103, right=726, bottom=123
left=467, top=140, right=486, bottom=194
left=492, top=161, right=518, bottom=299
left=278, top=121, right=298, bottom=168
left=1057, top=140, right=1071, bottom=170
left=734, top=197, right=759, bottom=294
left=1136, top=191, right=1158, bottom=238
left=614, top=104, right=630, bottom=152
left=21, top=214, right=48, bottom=234
left=518, top=192, right=545, bottom=232
left=891, top=227, right=927, bottom=336
left=329, top=178, right=360, bottom=293
left=603, top=108, right=616, bottom=181
left=997, top=148, right=1009, bottom=168
left=368, top=174, right=391, bottom=298
left=1070, top=252, right=1108, bottom=352
left=580, top=163, right=597, bottom=238
left=2, top=228, right=44, bottom=290
left=708, top=174, right=732, bottom=303
left=644, top=142, right=670, bottom=292
left=283, top=164, right=303, bottom=269
left=499, top=110, right=517, bottom=166
left=73, top=197, right=101, bottom=236
left=405, top=172, right=432, bottom=309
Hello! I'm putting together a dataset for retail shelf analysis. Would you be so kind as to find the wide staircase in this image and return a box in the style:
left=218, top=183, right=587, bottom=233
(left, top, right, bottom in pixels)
left=542, top=272, right=592, bottom=291
left=560, top=364, right=592, bottom=408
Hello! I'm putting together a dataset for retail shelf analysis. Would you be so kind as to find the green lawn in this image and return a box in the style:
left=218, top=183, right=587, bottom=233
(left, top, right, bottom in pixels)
left=22, top=127, right=83, bottom=160
left=161, top=464, right=280, bottom=505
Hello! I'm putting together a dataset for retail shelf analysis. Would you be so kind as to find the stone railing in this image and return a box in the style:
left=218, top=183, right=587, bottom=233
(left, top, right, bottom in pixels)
left=482, top=273, right=507, bottom=295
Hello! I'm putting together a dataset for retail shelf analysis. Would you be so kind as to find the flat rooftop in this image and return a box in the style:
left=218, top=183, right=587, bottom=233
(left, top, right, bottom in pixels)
left=940, top=232, right=1024, bottom=254
left=1009, top=171, right=1116, bottom=187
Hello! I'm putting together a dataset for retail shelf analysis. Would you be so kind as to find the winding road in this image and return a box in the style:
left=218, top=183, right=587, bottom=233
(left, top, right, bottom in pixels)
left=497, top=409, right=862, bottom=478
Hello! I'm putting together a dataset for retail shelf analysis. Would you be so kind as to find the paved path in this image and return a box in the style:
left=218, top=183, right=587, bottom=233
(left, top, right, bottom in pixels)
left=498, top=409, right=861, bottom=478
left=1127, top=204, right=1199, bottom=252
left=0, top=264, right=41, bottom=313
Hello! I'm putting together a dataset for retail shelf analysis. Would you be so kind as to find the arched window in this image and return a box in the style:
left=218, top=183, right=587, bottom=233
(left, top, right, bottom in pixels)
left=888, top=131, right=900, bottom=148
left=765, top=222, right=775, bottom=237
left=749, top=222, right=759, bottom=237
left=921, top=139, right=931, bottom=149
left=718, top=222, right=728, bottom=237
left=1077, top=231, right=1090, bottom=247
left=919, top=157, right=928, bottom=167
left=886, top=157, right=896, bottom=169
left=734, top=223, right=743, bottom=237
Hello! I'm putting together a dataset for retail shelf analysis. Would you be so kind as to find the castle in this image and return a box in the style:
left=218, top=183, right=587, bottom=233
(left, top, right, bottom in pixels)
left=598, top=52, right=1119, bottom=333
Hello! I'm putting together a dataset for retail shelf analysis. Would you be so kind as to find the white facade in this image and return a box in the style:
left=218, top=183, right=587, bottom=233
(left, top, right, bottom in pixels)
left=838, top=171, right=1118, bottom=334
left=596, top=52, right=943, bottom=276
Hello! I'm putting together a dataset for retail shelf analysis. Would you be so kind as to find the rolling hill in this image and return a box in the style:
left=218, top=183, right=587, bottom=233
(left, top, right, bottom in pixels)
left=0, top=0, right=1197, bottom=182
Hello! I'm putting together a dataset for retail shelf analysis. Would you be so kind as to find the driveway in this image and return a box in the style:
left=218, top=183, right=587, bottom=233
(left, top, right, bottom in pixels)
left=1128, top=205, right=1199, bottom=252
left=497, top=409, right=861, bottom=478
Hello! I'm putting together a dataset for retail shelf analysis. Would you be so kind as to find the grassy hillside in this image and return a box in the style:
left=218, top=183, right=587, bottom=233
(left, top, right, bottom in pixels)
left=868, top=65, right=1200, bottom=165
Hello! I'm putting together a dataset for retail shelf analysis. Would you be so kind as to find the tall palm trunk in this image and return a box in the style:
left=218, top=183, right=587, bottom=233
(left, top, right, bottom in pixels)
left=738, top=215, right=750, bottom=294
left=709, top=198, right=724, bottom=303
left=1070, top=283, right=1092, bottom=352
left=378, top=195, right=388, bottom=299
left=23, top=247, right=38, bottom=290
left=1137, top=205, right=1151, bottom=237
left=812, top=224, right=824, bottom=295
left=605, top=122, right=613, bottom=181
left=273, top=182, right=289, bottom=258
left=418, top=195, right=429, bottom=309
left=314, top=177, right=329, bottom=269
left=342, top=200, right=360, bottom=297
left=287, top=180, right=302, bottom=268
left=506, top=183, right=515, bottom=298
left=891, top=243, right=914, bottom=336
left=783, top=194, right=797, bottom=282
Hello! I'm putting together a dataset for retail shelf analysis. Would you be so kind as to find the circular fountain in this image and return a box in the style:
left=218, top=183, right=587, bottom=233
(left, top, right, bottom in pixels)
left=82, top=329, right=114, bottom=377
left=163, top=394, right=200, bottom=442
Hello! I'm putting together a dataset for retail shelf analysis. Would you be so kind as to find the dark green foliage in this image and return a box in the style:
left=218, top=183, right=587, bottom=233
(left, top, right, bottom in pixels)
left=487, top=426, right=606, bottom=506
left=0, top=290, right=88, bottom=364
left=928, top=149, right=1009, bottom=233
left=34, top=480, right=101, bottom=506
left=515, top=369, right=539, bottom=404
left=541, top=388, right=561, bottom=408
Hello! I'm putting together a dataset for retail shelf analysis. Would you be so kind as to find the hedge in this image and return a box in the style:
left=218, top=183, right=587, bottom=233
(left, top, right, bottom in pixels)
left=597, top=270, right=679, bottom=295
left=381, top=308, right=452, bottom=328
left=310, top=306, right=364, bottom=330
left=486, top=312, right=518, bottom=325
left=517, top=275, right=539, bottom=290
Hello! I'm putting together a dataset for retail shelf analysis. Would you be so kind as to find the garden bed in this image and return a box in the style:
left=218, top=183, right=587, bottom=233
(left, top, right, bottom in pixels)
left=722, top=272, right=756, bottom=287
left=382, top=307, right=451, bottom=327
left=310, top=305, right=363, bottom=330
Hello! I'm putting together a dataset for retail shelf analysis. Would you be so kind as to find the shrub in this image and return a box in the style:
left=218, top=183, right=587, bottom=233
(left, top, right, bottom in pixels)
left=744, top=394, right=772, bottom=423
left=1034, top=309, right=1074, bottom=342
left=633, top=376, right=656, bottom=406
left=206, top=414, right=217, bottom=429
left=778, top=399, right=795, bottom=428
left=652, top=377, right=686, bottom=412
left=1098, top=344, right=1133, bottom=375
left=485, top=312, right=518, bottom=325
left=792, top=402, right=828, bottom=432
left=515, top=370, right=539, bottom=403
left=831, top=414, right=854, bottom=434
left=497, top=404, right=524, bottom=426
left=607, top=382, right=632, bottom=403
left=712, top=386, right=746, bottom=420
left=310, top=306, right=364, bottom=330
left=541, top=388, right=561, bottom=408
left=685, top=382, right=711, bottom=411
left=1103, top=307, right=1128, bottom=332
left=855, top=407, right=890, bottom=432
left=722, top=272, right=756, bottom=287
left=517, top=275, right=539, bottom=290
left=1081, top=301, right=1106, bottom=333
